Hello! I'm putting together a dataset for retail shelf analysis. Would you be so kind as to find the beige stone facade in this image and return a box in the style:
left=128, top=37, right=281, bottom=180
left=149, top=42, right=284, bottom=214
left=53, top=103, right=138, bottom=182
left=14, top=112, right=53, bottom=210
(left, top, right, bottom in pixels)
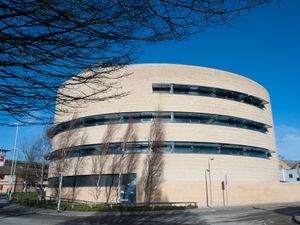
left=0, top=175, right=24, bottom=194
left=48, top=64, right=300, bottom=206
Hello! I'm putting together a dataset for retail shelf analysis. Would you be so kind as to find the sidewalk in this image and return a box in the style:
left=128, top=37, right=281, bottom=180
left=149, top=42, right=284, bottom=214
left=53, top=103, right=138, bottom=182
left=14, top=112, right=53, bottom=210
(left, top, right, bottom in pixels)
left=0, top=200, right=299, bottom=218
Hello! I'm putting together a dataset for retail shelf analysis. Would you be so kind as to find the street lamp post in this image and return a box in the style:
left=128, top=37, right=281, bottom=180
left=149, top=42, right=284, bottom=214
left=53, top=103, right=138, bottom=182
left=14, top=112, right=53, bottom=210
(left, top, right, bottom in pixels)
left=39, top=138, right=45, bottom=201
left=208, top=158, right=214, bottom=208
left=297, top=163, right=300, bottom=184
left=57, top=172, right=64, bottom=212
left=9, top=123, right=19, bottom=201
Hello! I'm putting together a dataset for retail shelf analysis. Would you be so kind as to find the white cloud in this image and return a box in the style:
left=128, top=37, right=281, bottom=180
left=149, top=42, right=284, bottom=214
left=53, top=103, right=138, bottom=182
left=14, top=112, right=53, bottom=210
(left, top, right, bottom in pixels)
left=275, top=125, right=300, bottom=160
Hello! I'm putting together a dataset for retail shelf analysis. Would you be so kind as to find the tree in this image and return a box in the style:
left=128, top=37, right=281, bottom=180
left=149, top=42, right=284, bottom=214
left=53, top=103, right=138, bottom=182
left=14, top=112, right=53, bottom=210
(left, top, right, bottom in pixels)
left=19, top=140, right=37, bottom=192
left=67, top=143, right=85, bottom=202
left=0, top=0, right=276, bottom=124
left=19, top=131, right=51, bottom=193
left=49, top=115, right=86, bottom=198
left=90, top=117, right=140, bottom=203
left=143, top=112, right=165, bottom=203
left=116, top=118, right=138, bottom=203
left=91, top=121, right=118, bottom=203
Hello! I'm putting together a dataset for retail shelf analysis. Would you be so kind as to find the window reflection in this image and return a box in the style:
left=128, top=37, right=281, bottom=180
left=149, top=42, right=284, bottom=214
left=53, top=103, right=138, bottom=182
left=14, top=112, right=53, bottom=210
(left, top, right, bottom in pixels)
left=52, top=111, right=271, bottom=136
left=152, top=83, right=268, bottom=109
left=50, top=141, right=271, bottom=160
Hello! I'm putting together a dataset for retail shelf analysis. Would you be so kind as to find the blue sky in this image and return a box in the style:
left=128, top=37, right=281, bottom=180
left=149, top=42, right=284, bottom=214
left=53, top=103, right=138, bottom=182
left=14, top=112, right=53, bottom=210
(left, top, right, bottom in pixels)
left=1, top=0, right=299, bottom=160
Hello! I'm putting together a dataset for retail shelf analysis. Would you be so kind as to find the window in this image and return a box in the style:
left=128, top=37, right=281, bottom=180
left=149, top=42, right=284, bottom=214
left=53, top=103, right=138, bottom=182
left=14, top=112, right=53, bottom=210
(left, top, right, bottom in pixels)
left=50, top=141, right=272, bottom=160
left=152, top=83, right=171, bottom=93
left=48, top=174, right=135, bottom=188
left=152, top=83, right=268, bottom=109
left=174, top=143, right=193, bottom=153
left=289, top=174, right=293, bottom=178
left=51, top=111, right=271, bottom=137
left=140, top=112, right=153, bottom=121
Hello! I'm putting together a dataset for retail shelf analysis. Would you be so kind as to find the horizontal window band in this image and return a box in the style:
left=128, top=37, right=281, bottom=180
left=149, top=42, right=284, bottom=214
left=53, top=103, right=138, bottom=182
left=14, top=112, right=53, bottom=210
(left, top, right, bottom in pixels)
left=152, top=83, right=268, bottom=109
left=50, top=111, right=271, bottom=137
left=49, top=141, right=272, bottom=160
left=48, top=173, right=136, bottom=188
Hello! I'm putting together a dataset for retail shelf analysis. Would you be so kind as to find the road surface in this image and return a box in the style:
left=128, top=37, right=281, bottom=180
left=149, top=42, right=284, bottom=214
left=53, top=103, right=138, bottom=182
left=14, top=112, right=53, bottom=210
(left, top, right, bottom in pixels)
left=0, top=195, right=299, bottom=225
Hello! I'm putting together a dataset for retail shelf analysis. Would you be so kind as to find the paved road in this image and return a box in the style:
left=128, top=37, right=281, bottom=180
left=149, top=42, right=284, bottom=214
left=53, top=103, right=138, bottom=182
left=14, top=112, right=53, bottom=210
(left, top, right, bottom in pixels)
left=1, top=195, right=300, bottom=225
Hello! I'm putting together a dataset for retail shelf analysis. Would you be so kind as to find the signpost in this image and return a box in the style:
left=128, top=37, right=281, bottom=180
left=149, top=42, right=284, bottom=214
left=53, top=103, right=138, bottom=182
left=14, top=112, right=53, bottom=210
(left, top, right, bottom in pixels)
left=0, top=155, right=5, bottom=167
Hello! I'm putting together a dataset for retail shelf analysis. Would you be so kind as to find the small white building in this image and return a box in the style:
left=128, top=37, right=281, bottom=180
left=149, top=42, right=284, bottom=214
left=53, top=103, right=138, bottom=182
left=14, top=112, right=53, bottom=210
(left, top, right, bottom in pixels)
left=280, top=160, right=300, bottom=183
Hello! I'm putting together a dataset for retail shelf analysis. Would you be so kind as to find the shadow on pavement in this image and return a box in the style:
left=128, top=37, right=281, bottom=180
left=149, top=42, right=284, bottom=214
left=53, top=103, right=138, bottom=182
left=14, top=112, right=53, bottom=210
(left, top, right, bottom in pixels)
left=274, top=206, right=300, bottom=217
left=0, top=194, right=39, bottom=218
left=0, top=194, right=9, bottom=209
left=0, top=202, right=10, bottom=208
left=0, top=204, right=38, bottom=218
left=56, top=210, right=208, bottom=225
left=231, top=204, right=300, bottom=225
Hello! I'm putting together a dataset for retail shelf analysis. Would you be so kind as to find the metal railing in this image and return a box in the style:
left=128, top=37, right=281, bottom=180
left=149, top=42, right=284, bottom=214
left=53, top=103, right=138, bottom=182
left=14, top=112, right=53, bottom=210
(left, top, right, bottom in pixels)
left=45, top=196, right=197, bottom=208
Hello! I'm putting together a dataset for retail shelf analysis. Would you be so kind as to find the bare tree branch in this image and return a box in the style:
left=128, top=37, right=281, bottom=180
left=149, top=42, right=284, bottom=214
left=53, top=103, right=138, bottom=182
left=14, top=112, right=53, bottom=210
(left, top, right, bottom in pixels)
left=0, top=0, right=277, bottom=124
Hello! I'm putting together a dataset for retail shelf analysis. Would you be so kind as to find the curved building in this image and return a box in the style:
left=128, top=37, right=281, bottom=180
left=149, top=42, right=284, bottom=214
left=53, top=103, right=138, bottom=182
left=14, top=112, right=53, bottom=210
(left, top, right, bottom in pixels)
left=48, top=64, right=281, bottom=206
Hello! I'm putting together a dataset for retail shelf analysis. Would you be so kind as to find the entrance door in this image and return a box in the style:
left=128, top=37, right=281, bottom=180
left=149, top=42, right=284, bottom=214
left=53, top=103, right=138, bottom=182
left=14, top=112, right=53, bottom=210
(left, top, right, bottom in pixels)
left=120, top=174, right=136, bottom=204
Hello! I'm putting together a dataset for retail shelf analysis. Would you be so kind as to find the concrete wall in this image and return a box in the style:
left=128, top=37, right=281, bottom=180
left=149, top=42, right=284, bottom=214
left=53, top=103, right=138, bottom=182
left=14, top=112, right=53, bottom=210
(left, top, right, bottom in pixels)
left=47, top=181, right=300, bottom=207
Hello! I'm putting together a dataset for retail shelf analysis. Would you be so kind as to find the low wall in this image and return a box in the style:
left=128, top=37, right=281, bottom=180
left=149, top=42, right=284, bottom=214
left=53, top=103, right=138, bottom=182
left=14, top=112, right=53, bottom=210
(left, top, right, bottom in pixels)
left=46, top=182, right=300, bottom=207
left=225, top=182, right=300, bottom=207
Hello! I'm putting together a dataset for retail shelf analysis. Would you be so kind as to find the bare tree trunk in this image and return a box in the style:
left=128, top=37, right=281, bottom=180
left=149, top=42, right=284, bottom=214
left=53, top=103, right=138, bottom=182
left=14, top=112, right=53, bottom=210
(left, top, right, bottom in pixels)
left=20, top=140, right=37, bottom=192
left=91, top=122, right=118, bottom=203
left=117, top=118, right=138, bottom=203
left=69, top=133, right=86, bottom=202
left=50, top=115, right=81, bottom=199
left=143, top=112, right=165, bottom=204
left=105, top=154, right=118, bottom=203
left=19, top=130, right=51, bottom=195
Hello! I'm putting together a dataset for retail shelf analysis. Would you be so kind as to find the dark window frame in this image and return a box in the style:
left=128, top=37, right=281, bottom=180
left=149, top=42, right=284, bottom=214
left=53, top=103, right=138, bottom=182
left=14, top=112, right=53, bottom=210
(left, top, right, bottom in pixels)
left=51, top=111, right=271, bottom=137
left=152, top=83, right=268, bottom=109
left=50, top=141, right=272, bottom=160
